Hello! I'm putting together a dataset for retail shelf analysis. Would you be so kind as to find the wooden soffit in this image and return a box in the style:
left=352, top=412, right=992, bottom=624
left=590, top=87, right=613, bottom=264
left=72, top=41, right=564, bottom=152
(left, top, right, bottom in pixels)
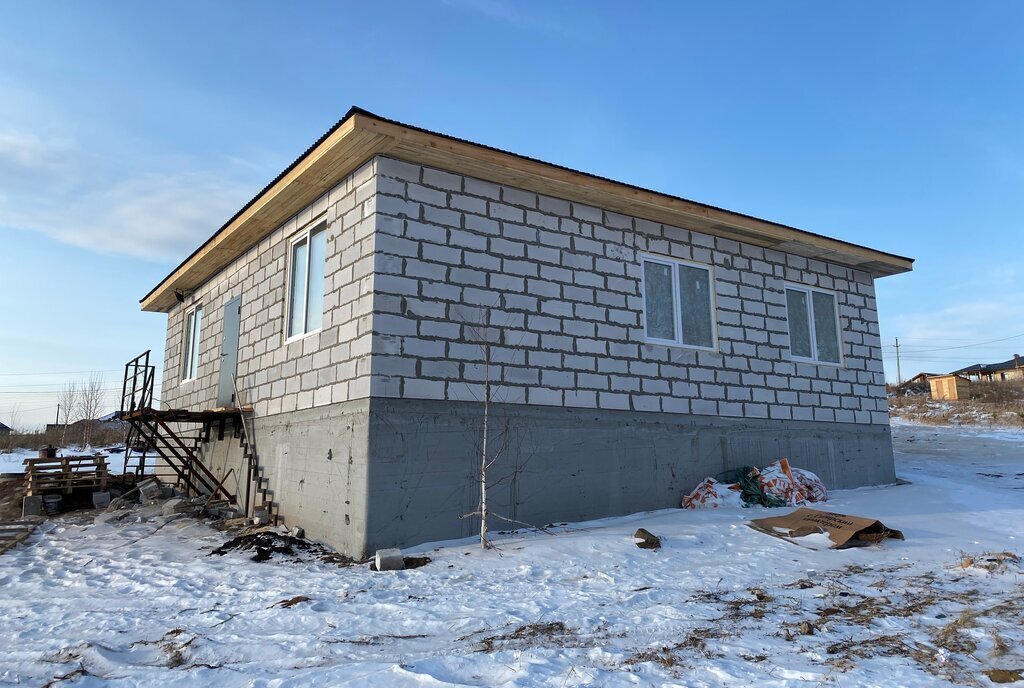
left=141, top=108, right=913, bottom=312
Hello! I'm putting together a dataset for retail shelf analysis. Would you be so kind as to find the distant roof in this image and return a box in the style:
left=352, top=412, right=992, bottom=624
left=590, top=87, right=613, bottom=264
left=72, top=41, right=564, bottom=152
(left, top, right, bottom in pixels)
left=141, top=107, right=914, bottom=312
left=0, top=422, right=11, bottom=432
left=953, top=355, right=1023, bottom=375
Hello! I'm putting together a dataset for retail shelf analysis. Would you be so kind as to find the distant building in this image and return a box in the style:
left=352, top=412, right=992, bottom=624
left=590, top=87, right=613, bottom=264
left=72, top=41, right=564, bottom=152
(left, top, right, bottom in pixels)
left=928, top=374, right=971, bottom=401
left=954, top=355, right=1024, bottom=383
left=895, top=372, right=938, bottom=395
left=0, top=422, right=11, bottom=437
left=44, top=415, right=126, bottom=435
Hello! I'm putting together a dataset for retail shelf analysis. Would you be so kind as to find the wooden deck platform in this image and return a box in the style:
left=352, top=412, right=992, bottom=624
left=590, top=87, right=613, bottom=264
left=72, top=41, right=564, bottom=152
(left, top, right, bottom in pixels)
left=24, top=456, right=109, bottom=497
left=122, top=406, right=252, bottom=423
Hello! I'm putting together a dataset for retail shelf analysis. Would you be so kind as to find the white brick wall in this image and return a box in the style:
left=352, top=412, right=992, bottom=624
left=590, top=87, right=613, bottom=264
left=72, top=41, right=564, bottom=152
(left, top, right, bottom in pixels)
left=159, top=154, right=890, bottom=426
left=160, top=160, right=377, bottom=416
left=367, top=156, right=889, bottom=425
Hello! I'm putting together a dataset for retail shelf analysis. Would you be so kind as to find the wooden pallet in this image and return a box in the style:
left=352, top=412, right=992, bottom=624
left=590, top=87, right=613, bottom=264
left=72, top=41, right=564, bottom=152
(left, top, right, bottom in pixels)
left=0, top=517, right=44, bottom=555
left=23, top=456, right=109, bottom=496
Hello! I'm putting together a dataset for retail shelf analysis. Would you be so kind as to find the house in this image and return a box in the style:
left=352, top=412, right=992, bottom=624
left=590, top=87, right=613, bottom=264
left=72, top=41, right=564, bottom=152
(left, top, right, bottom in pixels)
left=0, top=422, right=11, bottom=438
left=139, top=108, right=914, bottom=557
left=895, top=371, right=937, bottom=396
left=954, top=355, right=1024, bottom=383
left=927, top=374, right=971, bottom=401
left=44, top=414, right=125, bottom=435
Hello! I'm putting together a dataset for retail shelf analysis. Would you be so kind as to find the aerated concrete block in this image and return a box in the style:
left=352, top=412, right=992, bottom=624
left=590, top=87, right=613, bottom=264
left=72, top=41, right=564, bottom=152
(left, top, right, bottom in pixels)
left=374, top=548, right=405, bottom=571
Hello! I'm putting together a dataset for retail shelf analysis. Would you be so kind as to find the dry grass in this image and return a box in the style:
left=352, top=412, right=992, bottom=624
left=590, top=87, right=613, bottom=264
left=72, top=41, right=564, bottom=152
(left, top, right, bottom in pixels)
left=476, top=621, right=575, bottom=653
left=889, top=392, right=1024, bottom=428
left=627, top=627, right=729, bottom=669
left=954, top=550, right=1021, bottom=574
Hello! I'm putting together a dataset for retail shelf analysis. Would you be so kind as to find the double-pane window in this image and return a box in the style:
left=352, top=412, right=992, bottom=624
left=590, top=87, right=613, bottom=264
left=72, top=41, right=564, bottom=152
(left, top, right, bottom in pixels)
left=641, top=255, right=716, bottom=350
left=785, top=285, right=841, bottom=364
left=287, top=224, right=327, bottom=339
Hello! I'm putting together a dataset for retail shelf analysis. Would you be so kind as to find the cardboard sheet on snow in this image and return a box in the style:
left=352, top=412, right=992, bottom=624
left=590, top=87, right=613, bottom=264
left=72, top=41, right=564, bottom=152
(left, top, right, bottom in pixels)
left=748, top=508, right=904, bottom=550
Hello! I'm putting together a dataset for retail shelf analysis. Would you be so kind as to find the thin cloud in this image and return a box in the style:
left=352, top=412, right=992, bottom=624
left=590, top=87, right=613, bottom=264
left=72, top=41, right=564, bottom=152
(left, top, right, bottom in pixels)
left=0, top=129, right=256, bottom=261
left=440, top=0, right=577, bottom=36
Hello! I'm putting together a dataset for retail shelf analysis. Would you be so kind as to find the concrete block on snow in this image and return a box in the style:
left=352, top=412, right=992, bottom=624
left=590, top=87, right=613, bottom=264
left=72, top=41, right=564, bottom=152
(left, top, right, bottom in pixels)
left=374, top=548, right=405, bottom=571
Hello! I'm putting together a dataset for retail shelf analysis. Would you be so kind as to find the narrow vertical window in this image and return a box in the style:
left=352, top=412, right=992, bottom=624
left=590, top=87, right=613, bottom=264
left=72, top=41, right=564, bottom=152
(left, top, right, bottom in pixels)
left=181, top=305, right=203, bottom=381
left=785, top=289, right=813, bottom=359
left=286, top=223, right=327, bottom=339
left=305, top=227, right=326, bottom=332
left=677, top=264, right=714, bottom=348
left=643, top=260, right=676, bottom=341
left=641, top=255, right=716, bottom=350
left=785, top=284, right=842, bottom=364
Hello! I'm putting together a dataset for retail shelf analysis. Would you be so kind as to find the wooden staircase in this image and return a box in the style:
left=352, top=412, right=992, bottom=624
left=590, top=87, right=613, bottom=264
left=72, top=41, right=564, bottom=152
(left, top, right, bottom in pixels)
left=120, top=351, right=278, bottom=523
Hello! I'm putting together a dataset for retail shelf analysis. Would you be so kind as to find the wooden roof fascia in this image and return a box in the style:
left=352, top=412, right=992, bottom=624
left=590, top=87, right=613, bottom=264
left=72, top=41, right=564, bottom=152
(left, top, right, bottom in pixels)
left=142, top=108, right=913, bottom=312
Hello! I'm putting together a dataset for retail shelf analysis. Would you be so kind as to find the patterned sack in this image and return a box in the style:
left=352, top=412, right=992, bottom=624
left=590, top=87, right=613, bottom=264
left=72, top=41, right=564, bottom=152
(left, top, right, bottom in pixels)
left=757, top=458, right=828, bottom=505
left=681, top=477, right=745, bottom=509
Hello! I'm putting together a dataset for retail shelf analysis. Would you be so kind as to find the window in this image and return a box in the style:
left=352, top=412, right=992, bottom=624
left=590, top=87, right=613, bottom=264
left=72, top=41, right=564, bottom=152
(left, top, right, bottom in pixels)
left=640, top=255, right=716, bottom=349
left=286, top=223, right=327, bottom=339
left=181, top=305, right=203, bottom=381
left=785, top=284, right=841, bottom=364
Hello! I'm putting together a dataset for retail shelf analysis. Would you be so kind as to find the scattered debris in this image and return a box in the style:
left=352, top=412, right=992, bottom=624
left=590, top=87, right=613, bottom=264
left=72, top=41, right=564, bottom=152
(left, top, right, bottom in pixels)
left=683, top=458, right=827, bottom=509
left=956, top=551, right=1021, bottom=574
left=748, top=508, right=904, bottom=550
left=137, top=479, right=161, bottom=503
left=633, top=528, right=661, bottom=550
left=272, top=595, right=311, bottom=609
left=209, top=530, right=360, bottom=566
left=0, top=517, right=44, bottom=555
left=476, top=621, right=574, bottom=653
left=161, top=498, right=192, bottom=517
left=984, top=669, right=1024, bottom=684
left=681, top=478, right=743, bottom=509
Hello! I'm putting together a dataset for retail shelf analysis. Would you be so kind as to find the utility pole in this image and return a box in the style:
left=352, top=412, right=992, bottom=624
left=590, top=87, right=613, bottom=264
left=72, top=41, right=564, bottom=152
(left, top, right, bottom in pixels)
left=895, top=338, right=902, bottom=385
left=55, top=403, right=60, bottom=425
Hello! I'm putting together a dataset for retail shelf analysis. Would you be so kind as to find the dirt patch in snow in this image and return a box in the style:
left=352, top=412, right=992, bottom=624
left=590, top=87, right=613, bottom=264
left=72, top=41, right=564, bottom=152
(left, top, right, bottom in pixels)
left=209, top=531, right=360, bottom=566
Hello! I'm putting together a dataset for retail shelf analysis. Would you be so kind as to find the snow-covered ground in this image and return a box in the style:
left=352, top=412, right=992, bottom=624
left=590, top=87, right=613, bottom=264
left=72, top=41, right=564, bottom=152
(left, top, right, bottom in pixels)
left=0, top=447, right=152, bottom=475
left=1, top=424, right=1022, bottom=687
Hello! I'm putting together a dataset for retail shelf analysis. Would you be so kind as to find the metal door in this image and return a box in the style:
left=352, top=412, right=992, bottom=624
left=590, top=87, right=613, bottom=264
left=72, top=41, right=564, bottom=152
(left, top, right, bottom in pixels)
left=217, top=296, right=242, bottom=407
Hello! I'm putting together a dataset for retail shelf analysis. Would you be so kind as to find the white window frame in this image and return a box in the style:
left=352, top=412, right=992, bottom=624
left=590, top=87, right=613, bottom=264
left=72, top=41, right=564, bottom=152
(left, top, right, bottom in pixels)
left=639, top=253, right=718, bottom=352
left=284, top=221, right=327, bottom=343
left=180, top=304, right=203, bottom=382
left=784, top=283, right=844, bottom=366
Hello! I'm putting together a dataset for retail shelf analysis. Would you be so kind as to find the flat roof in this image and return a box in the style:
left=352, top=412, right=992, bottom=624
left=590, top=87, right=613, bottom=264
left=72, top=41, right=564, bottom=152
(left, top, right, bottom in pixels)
left=141, top=107, right=914, bottom=312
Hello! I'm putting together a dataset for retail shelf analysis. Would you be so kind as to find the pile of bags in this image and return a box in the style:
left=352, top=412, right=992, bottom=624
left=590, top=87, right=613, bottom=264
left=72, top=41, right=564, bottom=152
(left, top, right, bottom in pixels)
left=681, top=458, right=828, bottom=509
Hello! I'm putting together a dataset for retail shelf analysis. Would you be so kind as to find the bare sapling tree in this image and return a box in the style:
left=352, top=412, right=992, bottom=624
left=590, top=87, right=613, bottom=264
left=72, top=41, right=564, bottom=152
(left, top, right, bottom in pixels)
left=57, top=381, right=81, bottom=449
left=78, top=373, right=106, bottom=448
left=459, top=305, right=540, bottom=550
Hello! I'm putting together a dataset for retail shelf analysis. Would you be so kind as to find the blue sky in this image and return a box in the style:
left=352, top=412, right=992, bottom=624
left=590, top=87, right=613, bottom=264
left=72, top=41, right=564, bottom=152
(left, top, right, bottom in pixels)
left=1, top=1, right=1023, bottom=429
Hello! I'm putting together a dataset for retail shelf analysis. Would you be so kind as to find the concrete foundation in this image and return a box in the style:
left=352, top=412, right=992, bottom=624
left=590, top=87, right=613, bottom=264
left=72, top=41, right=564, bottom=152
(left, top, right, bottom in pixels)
left=192, top=397, right=893, bottom=558
left=197, top=400, right=372, bottom=557
left=362, top=397, right=895, bottom=554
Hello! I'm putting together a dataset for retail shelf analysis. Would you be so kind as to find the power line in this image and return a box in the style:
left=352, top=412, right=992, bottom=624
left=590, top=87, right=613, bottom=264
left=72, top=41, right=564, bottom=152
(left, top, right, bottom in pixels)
left=0, top=368, right=122, bottom=377
left=879, top=332, right=1024, bottom=354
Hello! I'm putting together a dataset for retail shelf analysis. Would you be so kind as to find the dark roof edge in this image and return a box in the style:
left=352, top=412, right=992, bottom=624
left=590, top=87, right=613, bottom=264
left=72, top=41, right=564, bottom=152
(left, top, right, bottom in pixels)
left=142, top=106, right=914, bottom=305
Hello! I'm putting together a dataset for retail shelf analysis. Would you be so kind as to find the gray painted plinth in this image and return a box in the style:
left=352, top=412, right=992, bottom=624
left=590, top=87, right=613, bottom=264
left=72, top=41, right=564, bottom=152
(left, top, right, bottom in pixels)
left=363, top=398, right=896, bottom=555
left=202, top=398, right=895, bottom=558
